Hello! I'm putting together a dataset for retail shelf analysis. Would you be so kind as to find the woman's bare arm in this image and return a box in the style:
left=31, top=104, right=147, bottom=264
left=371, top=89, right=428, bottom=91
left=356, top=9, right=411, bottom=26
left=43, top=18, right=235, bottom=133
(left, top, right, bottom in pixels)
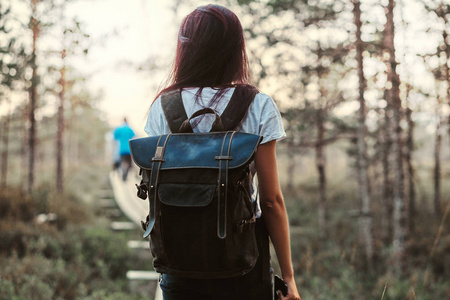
left=255, top=140, right=301, bottom=300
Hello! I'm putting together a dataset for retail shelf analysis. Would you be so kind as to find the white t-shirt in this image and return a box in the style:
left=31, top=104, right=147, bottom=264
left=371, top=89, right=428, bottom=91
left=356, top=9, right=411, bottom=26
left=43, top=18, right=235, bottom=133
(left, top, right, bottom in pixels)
left=144, top=87, right=286, bottom=217
left=144, top=87, right=286, bottom=144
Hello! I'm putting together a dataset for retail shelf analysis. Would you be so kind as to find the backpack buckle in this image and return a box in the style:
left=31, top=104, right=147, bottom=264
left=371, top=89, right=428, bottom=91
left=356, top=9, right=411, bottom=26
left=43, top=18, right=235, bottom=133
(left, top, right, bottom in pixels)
left=235, top=215, right=256, bottom=233
left=141, top=215, right=149, bottom=231
left=136, top=183, right=148, bottom=200
left=215, top=155, right=233, bottom=160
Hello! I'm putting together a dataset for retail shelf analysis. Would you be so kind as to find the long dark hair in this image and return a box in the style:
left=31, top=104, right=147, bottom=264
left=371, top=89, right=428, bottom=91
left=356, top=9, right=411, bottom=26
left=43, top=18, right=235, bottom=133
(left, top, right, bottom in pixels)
left=154, top=4, right=251, bottom=102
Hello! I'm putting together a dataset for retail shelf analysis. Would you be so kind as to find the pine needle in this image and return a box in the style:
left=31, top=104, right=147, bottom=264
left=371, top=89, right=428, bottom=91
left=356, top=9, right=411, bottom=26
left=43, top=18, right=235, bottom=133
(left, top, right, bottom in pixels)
left=381, top=282, right=388, bottom=300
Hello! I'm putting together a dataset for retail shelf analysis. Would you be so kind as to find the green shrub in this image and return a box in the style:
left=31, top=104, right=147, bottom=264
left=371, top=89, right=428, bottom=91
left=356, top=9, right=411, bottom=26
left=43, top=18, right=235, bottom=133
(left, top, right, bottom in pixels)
left=82, top=228, right=134, bottom=280
left=0, top=186, right=147, bottom=299
left=17, top=275, right=53, bottom=300
left=0, top=278, right=15, bottom=300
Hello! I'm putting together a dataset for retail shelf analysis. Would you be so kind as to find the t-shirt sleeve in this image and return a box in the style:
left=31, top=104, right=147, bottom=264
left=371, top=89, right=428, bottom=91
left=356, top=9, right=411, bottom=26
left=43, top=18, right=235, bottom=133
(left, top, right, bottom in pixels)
left=144, top=97, right=165, bottom=136
left=256, top=94, right=286, bottom=144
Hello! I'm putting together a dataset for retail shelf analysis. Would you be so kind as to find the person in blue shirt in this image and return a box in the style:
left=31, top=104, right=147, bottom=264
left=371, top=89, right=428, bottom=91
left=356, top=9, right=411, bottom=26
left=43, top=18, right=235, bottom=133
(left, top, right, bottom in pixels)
left=113, top=117, right=135, bottom=181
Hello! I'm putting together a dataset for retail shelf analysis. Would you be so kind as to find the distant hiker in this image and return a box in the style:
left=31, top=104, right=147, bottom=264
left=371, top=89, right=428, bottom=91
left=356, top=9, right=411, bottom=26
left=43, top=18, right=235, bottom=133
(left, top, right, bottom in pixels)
left=132, top=4, right=301, bottom=300
left=113, top=118, right=135, bottom=181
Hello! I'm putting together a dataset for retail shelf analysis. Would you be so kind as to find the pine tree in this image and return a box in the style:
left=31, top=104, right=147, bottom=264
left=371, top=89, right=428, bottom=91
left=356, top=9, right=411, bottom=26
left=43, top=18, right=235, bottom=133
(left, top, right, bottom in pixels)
left=383, top=0, right=407, bottom=275
left=27, top=0, right=42, bottom=194
left=352, top=0, right=374, bottom=269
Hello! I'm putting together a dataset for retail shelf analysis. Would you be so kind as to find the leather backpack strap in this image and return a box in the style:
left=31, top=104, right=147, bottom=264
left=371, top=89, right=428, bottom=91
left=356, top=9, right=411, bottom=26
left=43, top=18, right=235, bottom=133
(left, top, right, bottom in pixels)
left=143, top=134, right=171, bottom=239
left=216, top=131, right=236, bottom=239
left=221, top=85, right=259, bottom=130
left=161, top=89, right=191, bottom=133
left=161, top=85, right=258, bottom=132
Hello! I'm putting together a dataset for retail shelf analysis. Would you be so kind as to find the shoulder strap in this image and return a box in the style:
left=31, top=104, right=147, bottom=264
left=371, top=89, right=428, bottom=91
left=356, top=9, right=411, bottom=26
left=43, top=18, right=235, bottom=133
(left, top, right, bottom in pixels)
left=221, top=85, right=259, bottom=130
left=160, top=85, right=259, bottom=132
left=160, top=89, right=192, bottom=133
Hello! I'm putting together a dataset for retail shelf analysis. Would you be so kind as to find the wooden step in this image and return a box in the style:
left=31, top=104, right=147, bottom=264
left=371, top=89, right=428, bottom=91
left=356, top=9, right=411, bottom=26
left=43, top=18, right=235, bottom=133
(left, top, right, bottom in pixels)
left=111, top=221, right=135, bottom=231
left=126, top=270, right=159, bottom=280
left=126, top=270, right=162, bottom=300
left=127, top=240, right=149, bottom=249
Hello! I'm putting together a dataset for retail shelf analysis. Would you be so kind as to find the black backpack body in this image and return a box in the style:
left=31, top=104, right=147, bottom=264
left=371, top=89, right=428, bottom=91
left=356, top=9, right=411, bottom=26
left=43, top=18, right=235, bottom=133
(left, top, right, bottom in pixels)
left=129, top=85, right=263, bottom=279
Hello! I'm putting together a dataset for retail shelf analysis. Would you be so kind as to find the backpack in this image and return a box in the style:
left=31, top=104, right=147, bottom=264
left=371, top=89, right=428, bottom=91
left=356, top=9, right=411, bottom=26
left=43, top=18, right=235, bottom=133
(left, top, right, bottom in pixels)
left=129, top=85, right=263, bottom=279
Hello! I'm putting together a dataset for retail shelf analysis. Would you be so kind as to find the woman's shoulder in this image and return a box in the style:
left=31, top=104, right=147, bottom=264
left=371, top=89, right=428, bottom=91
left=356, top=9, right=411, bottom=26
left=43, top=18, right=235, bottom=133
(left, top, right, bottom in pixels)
left=240, top=89, right=286, bottom=143
left=149, top=94, right=163, bottom=111
left=250, top=91, right=280, bottom=113
left=254, top=91, right=272, bottom=102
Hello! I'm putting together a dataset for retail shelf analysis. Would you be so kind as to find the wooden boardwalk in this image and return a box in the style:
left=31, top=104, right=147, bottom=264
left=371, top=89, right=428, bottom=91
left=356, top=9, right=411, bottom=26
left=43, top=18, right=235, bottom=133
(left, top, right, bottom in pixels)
left=109, top=171, right=162, bottom=300
left=109, top=171, right=148, bottom=226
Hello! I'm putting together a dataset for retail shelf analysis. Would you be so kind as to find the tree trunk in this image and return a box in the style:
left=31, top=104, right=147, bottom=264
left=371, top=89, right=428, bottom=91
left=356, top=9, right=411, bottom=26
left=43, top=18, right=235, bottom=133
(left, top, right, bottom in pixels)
left=21, top=105, right=28, bottom=194
left=444, top=20, right=450, bottom=169
left=316, top=108, right=327, bottom=234
left=28, top=57, right=37, bottom=194
left=353, top=0, right=374, bottom=269
left=28, top=2, right=40, bottom=194
left=379, top=106, right=392, bottom=243
left=1, top=113, right=10, bottom=188
left=405, top=105, right=415, bottom=231
left=433, top=4, right=447, bottom=215
left=439, top=5, right=450, bottom=162
left=384, top=0, right=407, bottom=275
left=434, top=103, right=442, bottom=216
left=56, top=53, right=66, bottom=193
left=399, top=0, right=416, bottom=234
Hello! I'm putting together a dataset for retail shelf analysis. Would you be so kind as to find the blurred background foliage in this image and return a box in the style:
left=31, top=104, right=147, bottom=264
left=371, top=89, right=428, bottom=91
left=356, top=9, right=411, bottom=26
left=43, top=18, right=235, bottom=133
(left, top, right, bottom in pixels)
left=1, top=0, right=450, bottom=299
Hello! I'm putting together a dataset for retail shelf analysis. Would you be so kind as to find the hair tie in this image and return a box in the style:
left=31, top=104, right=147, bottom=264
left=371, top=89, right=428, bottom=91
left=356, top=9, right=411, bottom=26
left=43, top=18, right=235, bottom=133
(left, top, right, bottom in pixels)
left=179, top=35, right=190, bottom=44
